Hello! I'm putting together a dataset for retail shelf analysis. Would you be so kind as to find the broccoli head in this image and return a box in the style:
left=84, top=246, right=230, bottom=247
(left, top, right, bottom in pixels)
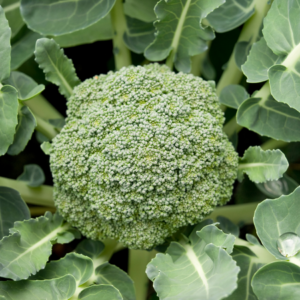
left=49, top=64, right=238, bottom=249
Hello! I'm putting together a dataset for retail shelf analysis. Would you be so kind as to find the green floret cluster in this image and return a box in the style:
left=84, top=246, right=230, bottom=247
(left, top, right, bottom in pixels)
left=49, top=64, right=238, bottom=249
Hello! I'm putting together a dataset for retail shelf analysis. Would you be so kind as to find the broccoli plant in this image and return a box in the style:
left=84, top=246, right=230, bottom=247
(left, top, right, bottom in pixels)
left=0, top=0, right=300, bottom=299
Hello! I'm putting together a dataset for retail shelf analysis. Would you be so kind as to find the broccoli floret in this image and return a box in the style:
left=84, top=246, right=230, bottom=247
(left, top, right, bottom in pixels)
left=49, top=64, right=238, bottom=249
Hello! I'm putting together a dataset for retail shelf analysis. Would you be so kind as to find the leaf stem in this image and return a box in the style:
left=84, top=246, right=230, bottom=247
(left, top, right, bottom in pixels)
left=261, top=139, right=288, bottom=151
left=216, top=0, right=271, bottom=96
left=0, top=177, right=54, bottom=207
left=128, top=249, right=156, bottom=300
left=30, top=206, right=56, bottom=216
left=223, top=115, right=243, bottom=137
left=35, top=114, right=58, bottom=140
left=110, top=0, right=132, bottom=70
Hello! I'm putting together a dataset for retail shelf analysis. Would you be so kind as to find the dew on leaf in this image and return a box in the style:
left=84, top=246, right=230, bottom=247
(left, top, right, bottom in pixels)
left=277, top=232, right=300, bottom=257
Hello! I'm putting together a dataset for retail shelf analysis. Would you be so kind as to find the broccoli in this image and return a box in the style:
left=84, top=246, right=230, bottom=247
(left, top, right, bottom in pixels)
left=49, top=64, right=238, bottom=249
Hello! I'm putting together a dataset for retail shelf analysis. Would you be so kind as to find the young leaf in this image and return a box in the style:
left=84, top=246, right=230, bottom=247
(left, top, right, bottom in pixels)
left=237, top=146, right=288, bottom=183
left=255, top=173, right=299, bottom=199
left=3, top=71, right=45, bottom=101
left=206, top=0, right=255, bottom=33
left=263, top=0, right=300, bottom=113
left=17, top=164, right=45, bottom=187
left=234, top=40, right=252, bottom=70
left=237, top=93, right=300, bottom=142
left=11, top=29, right=42, bottom=70
left=0, top=275, right=77, bottom=300
left=20, top=0, right=116, bottom=36
left=123, top=0, right=157, bottom=22
left=254, top=186, right=300, bottom=260
left=76, top=239, right=105, bottom=259
left=29, top=253, right=94, bottom=286
left=0, top=85, right=19, bottom=156
left=217, top=216, right=240, bottom=238
left=0, top=6, right=11, bottom=81
left=95, top=263, right=136, bottom=300
left=78, top=284, right=123, bottom=300
left=0, top=187, right=30, bottom=240
left=7, top=106, right=36, bottom=155
left=246, top=234, right=261, bottom=246
left=224, top=246, right=263, bottom=300
left=35, top=38, right=81, bottom=98
left=147, top=223, right=239, bottom=300
left=219, top=84, right=249, bottom=109
left=53, top=15, right=113, bottom=48
left=144, top=0, right=225, bottom=73
left=242, top=37, right=284, bottom=83
left=0, top=212, right=74, bottom=280
left=124, top=16, right=155, bottom=54
left=252, top=262, right=300, bottom=300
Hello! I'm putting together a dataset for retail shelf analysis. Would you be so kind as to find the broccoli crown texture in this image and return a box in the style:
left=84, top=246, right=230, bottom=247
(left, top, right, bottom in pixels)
left=50, top=64, right=238, bottom=249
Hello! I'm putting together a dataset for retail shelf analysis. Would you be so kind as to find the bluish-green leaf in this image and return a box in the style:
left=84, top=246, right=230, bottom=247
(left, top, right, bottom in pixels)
left=0, top=5, right=11, bottom=81
left=144, top=0, right=225, bottom=73
left=124, top=16, right=155, bottom=54
left=206, top=0, right=255, bottom=33
left=219, top=84, right=249, bottom=109
left=7, top=106, right=36, bottom=155
left=246, top=234, right=261, bottom=246
left=123, top=0, right=157, bottom=22
left=17, top=164, right=45, bottom=187
left=0, top=212, right=73, bottom=280
left=235, top=40, right=252, bottom=70
left=0, top=275, right=77, bottom=300
left=255, top=173, right=299, bottom=199
left=78, top=284, right=123, bottom=300
left=95, top=263, right=135, bottom=300
left=11, top=29, right=42, bottom=70
left=3, top=71, right=44, bottom=101
left=217, top=216, right=240, bottom=238
left=76, top=239, right=105, bottom=259
left=201, top=56, right=216, bottom=80
left=0, top=186, right=30, bottom=240
left=238, top=146, right=288, bottom=183
left=252, top=262, right=300, bottom=300
left=53, top=15, right=113, bottom=48
left=20, top=0, right=116, bottom=36
left=35, top=38, right=80, bottom=98
left=29, top=253, right=93, bottom=286
left=254, top=186, right=300, bottom=260
left=0, top=85, right=18, bottom=156
left=242, top=37, right=284, bottom=83
left=237, top=91, right=300, bottom=142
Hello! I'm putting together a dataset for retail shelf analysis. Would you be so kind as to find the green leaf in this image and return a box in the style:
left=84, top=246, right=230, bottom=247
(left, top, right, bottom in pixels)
left=7, top=106, right=36, bottom=155
left=206, top=0, right=255, bottom=33
left=235, top=40, right=252, bottom=70
left=0, top=275, right=77, bottom=300
left=201, top=55, right=216, bottom=80
left=76, top=239, right=105, bottom=259
left=224, top=246, right=262, bottom=300
left=252, top=262, right=300, bottom=300
left=2, top=0, right=24, bottom=38
left=78, top=284, right=123, bottom=300
left=3, top=71, right=44, bottom=101
left=35, top=38, right=80, bottom=98
left=95, top=262, right=135, bottom=300
left=246, top=234, right=261, bottom=246
left=0, top=5, right=11, bottom=81
left=255, top=173, right=299, bottom=199
left=219, top=84, right=249, bottom=109
left=144, top=0, right=225, bottom=73
left=53, top=15, right=113, bottom=48
left=238, top=146, right=288, bottom=183
left=0, top=85, right=19, bottom=156
left=0, top=186, right=30, bottom=239
left=242, top=37, right=284, bottom=83
left=17, top=164, right=45, bottom=187
left=11, top=29, right=42, bottom=70
left=237, top=93, right=300, bottom=142
left=29, top=253, right=93, bottom=286
left=217, top=216, right=240, bottom=238
left=0, top=212, right=73, bottom=280
left=254, top=186, right=300, bottom=260
left=20, top=0, right=116, bottom=36
left=147, top=224, right=239, bottom=300
left=124, top=16, right=155, bottom=54
left=123, top=0, right=157, bottom=22
left=41, top=141, right=52, bottom=155
left=262, top=0, right=300, bottom=112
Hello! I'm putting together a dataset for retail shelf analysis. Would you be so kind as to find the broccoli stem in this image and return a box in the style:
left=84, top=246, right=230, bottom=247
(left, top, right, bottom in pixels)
left=128, top=249, right=156, bottom=300
left=261, top=139, right=288, bottom=151
left=223, top=115, right=243, bottom=137
left=35, top=114, right=58, bottom=140
left=0, top=177, right=55, bottom=207
left=110, top=0, right=132, bottom=70
left=30, top=206, right=56, bottom=216
left=216, top=0, right=271, bottom=96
